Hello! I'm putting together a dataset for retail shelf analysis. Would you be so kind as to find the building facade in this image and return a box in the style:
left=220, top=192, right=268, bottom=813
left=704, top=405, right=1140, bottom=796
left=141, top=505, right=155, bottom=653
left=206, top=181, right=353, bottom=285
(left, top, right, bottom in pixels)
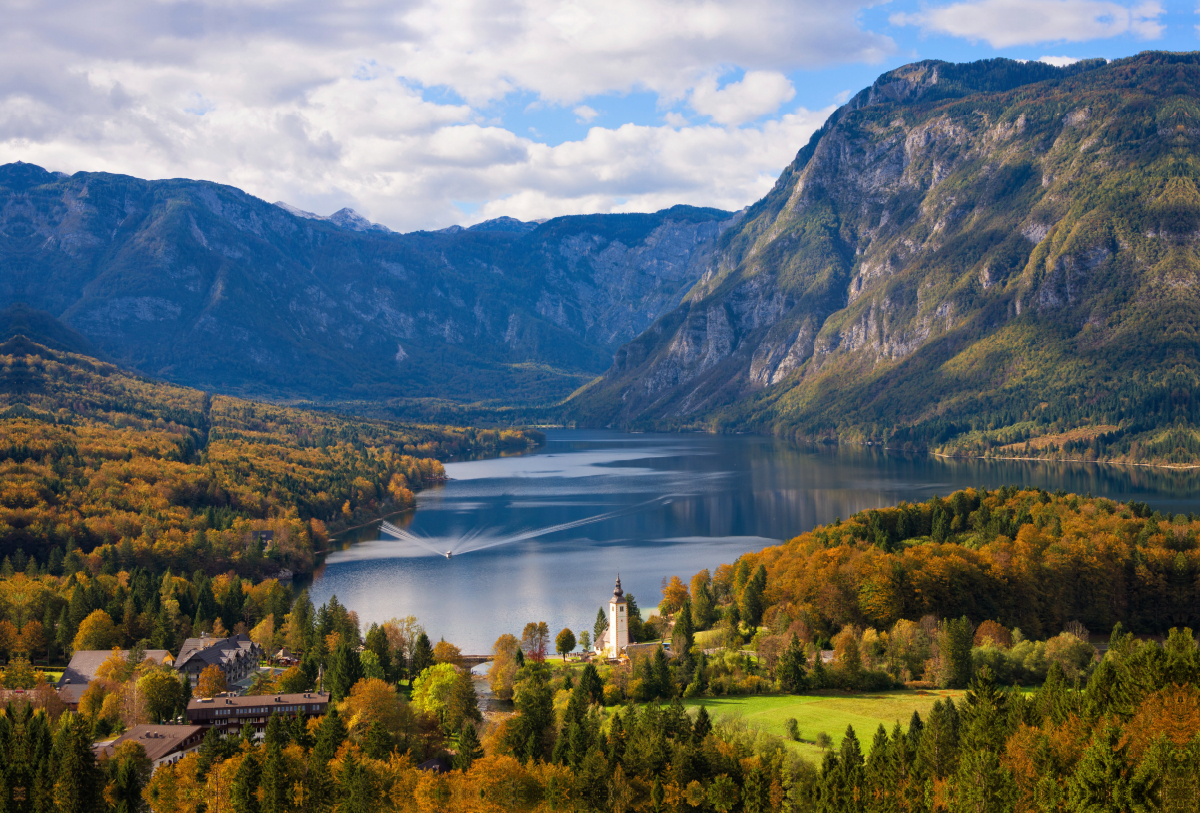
left=175, top=633, right=264, bottom=688
left=186, top=691, right=330, bottom=739
left=94, top=725, right=205, bottom=772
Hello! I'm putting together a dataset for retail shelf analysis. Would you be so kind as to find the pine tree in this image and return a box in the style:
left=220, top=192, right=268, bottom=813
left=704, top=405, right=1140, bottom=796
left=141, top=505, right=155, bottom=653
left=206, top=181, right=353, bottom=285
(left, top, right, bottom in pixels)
left=777, top=632, right=808, bottom=693
left=594, top=607, right=609, bottom=646
left=411, top=632, right=435, bottom=676
left=455, top=721, right=483, bottom=770
left=652, top=645, right=674, bottom=699
left=950, top=667, right=1016, bottom=813
left=1066, top=724, right=1130, bottom=812
left=260, top=741, right=290, bottom=813
left=693, top=706, right=712, bottom=741
left=327, top=640, right=364, bottom=702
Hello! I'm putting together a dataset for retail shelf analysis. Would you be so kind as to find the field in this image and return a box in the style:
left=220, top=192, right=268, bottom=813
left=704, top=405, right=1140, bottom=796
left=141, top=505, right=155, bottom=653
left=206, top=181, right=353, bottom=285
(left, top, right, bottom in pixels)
left=682, top=689, right=965, bottom=763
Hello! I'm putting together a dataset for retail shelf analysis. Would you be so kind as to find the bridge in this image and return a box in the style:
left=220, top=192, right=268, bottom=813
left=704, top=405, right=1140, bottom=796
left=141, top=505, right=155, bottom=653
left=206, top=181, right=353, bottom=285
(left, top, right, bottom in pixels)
left=460, top=655, right=493, bottom=669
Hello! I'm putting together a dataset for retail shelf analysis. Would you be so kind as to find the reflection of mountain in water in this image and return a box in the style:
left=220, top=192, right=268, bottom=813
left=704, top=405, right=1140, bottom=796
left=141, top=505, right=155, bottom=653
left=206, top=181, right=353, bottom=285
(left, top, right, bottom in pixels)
left=310, top=430, right=1200, bottom=651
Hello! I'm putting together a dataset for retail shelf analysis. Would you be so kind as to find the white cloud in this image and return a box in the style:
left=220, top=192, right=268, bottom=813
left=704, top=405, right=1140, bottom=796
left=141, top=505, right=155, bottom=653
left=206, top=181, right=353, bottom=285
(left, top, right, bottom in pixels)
left=1038, top=55, right=1082, bottom=66
left=891, top=0, right=1164, bottom=48
left=0, top=0, right=885, bottom=230
left=574, top=105, right=599, bottom=124
left=690, top=71, right=797, bottom=126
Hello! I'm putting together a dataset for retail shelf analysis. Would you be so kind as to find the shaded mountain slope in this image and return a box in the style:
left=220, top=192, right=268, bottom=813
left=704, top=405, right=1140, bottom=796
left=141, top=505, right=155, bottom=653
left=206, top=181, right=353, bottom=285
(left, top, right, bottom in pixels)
left=0, top=161, right=736, bottom=404
left=572, top=52, right=1200, bottom=464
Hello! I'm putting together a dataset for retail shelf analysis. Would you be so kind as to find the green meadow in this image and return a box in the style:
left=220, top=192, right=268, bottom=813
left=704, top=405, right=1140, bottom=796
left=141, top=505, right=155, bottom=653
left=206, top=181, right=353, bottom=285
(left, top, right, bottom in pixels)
left=683, top=689, right=965, bottom=763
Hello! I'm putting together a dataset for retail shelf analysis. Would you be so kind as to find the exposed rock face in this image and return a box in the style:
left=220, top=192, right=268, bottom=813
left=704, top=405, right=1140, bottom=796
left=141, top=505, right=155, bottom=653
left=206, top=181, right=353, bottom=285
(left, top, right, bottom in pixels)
left=0, top=165, right=735, bottom=402
left=573, top=54, right=1200, bottom=448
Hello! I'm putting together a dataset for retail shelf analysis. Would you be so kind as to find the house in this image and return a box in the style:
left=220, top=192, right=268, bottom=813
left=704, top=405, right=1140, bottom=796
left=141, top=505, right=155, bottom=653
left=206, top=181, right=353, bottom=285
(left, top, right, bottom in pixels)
left=56, top=649, right=173, bottom=710
left=95, top=725, right=205, bottom=771
left=174, top=633, right=264, bottom=688
left=186, top=691, right=329, bottom=739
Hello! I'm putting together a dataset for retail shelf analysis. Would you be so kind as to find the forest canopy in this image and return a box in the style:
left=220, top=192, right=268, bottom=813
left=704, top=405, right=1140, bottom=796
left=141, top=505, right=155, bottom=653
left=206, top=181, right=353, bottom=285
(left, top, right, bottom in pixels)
left=0, top=337, right=542, bottom=576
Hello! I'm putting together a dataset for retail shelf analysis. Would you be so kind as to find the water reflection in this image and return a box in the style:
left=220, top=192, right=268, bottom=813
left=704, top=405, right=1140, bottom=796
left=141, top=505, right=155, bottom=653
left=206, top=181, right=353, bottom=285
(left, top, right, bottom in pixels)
left=309, top=430, right=1200, bottom=652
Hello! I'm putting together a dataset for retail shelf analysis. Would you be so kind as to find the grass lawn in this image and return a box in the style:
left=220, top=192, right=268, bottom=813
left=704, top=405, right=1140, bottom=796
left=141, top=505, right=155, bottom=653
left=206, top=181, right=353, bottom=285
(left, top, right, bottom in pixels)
left=681, top=689, right=965, bottom=764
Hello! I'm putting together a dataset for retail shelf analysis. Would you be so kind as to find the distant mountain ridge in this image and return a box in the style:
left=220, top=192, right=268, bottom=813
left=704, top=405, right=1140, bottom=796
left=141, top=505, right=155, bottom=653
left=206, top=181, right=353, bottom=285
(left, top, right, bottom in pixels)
left=572, top=52, right=1200, bottom=464
left=0, top=161, right=737, bottom=405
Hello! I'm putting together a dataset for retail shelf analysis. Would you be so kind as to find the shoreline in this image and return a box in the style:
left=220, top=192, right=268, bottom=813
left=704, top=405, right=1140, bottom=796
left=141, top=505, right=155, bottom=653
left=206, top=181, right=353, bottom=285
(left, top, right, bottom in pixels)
left=929, top=451, right=1200, bottom=472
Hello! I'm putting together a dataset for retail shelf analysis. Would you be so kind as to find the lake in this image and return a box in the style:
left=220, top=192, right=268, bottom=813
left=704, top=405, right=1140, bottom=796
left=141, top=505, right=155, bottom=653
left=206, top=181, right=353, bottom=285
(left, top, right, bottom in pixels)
left=308, top=430, right=1200, bottom=653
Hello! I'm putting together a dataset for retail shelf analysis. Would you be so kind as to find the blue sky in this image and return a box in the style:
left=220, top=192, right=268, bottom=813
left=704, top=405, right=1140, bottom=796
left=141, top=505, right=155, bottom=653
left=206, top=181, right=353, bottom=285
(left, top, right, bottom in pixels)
left=1, top=0, right=1197, bottom=231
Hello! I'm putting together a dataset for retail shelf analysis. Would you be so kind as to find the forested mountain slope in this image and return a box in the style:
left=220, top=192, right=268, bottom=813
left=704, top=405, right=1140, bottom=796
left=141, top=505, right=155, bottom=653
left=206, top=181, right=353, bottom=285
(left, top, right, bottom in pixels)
left=0, top=162, right=735, bottom=404
left=0, top=325, right=539, bottom=573
left=573, top=52, right=1200, bottom=464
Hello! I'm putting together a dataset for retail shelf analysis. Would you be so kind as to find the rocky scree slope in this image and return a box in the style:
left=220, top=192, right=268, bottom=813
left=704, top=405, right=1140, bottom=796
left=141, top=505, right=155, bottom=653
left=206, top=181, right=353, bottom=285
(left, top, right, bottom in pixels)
left=573, top=53, right=1200, bottom=464
left=0, top=161, right=736, bottom=404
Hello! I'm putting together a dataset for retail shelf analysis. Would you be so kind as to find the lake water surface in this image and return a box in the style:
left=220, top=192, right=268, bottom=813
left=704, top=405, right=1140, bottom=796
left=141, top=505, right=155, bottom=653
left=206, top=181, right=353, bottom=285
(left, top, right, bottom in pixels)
left=309, top=430, right=1200, bottom=653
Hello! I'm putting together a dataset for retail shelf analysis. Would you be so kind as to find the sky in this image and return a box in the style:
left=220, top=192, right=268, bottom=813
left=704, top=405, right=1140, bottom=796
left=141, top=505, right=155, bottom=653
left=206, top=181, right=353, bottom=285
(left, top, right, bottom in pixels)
left=2, top=0, right=1198, bottom=232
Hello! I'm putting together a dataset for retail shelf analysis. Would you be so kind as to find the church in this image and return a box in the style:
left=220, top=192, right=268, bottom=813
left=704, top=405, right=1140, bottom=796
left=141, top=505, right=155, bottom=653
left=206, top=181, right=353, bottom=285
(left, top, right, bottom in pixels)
left=592, top=574, right=630, bottom=659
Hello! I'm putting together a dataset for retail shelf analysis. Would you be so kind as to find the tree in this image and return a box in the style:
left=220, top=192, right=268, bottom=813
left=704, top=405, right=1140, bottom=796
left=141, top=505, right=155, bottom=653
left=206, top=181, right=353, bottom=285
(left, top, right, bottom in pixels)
left=488, top=633, right=521, bottom=701
left=594, top=608, right=609, bottom=645
left=53, top=713, right=103, bottom=813
left=455, top=721, right=483, bottom=770
left=741, top=565, right=767, bottom=628
left=107, top=740, right=152, bottom=813
left=579, top=629, right=591, bottom=651
left=445, top=670, right=482, bottom=732
left=196, top=665, right=227, bottom=698
left=777, top=633, right=808, bottom=693
left=555, top=628, right=576, bottom=660
left=411, top=632, right=435, bottom=676
left=139, top=668, right=186, bottom=722
left=660, top=575, right=689, bottom=615
left=672, top=596, right=695, bottom=659
left=339, top=677, right=409, bottom=738
left=690, top=570, right=716, bottom=631
left=432, top=638, right=463, bottom=668
left=327, top=640, right=364, bottom=702
left=71, top=609, right=117, bottom=651
left=521, top=622, right=550, bottom=663
left=941, top=617, right=975, bottom=690
left=230, top=751, right=262, bottom=813
left=412, top=663, right=460, bottom=720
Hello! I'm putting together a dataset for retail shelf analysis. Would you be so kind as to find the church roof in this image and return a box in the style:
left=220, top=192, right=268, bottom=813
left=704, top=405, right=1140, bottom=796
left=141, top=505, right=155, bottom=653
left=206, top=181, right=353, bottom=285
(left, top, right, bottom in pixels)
left=611, top=574, right=625, bottom=603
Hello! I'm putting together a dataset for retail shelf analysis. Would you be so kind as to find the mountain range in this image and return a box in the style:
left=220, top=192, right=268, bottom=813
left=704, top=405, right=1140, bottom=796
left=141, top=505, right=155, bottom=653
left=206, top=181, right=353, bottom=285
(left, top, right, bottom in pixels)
left=573, top=52, right=1200, bottom=463
left=0, top=161, right=735, bottom=406
left=3, top=52, right=1199, bottom=462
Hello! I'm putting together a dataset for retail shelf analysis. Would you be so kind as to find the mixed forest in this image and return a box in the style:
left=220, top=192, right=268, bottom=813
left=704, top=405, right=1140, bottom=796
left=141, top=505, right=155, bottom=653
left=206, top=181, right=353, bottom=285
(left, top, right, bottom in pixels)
left=0, top=335, right=541, bottom=576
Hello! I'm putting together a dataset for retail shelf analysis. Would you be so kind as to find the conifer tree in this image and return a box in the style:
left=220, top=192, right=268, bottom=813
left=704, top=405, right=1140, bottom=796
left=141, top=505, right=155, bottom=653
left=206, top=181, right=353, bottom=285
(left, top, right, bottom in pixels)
left=411, top=631, right=435, bottom=676
left=455, top=721, right=483, bottom=770
left=231, top=748, right=262, bottom=813
left=777, top=632, right=808, bottom=693
left=327, top=640, right=364, bottom=702
left=1066, top=724, right=1131, bottom=812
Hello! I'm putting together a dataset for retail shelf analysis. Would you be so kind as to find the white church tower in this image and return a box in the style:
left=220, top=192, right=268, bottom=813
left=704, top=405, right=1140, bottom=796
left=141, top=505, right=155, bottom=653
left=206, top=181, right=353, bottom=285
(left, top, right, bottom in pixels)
left=607, top=574, right=629, bottom=659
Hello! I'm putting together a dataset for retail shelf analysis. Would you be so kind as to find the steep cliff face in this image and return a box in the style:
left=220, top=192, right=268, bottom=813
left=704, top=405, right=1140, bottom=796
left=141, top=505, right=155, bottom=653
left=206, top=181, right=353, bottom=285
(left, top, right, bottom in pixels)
left=574, top=53, right=1200, bottom=461
left=0, top=163, right=735, bottom=402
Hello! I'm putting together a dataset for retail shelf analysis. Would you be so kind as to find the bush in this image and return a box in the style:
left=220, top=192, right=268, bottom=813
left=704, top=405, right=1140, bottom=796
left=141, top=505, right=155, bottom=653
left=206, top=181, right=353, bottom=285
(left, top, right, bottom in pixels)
left=785, top=718, right=800, bottom=741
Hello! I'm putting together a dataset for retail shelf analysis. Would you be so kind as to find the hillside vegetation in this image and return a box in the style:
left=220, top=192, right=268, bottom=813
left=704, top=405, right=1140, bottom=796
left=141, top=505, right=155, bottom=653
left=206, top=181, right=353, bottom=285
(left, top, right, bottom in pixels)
left=0, top=335, right=540, bottom=576
left=727, top=487, right=1196, bottom=640
left=574, top=52, right=1200, bottom=465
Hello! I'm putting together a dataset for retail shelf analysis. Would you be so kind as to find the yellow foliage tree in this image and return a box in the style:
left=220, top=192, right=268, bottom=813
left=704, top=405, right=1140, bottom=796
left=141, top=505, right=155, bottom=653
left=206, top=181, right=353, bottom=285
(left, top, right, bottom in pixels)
left=72, top=610, right=118, bottom=652
left=196, top=665, right=227, bottom=698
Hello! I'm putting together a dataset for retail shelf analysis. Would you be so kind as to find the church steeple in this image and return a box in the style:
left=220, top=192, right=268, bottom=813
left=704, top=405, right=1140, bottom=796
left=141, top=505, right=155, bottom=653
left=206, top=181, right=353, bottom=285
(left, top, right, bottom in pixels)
left=611, top=573, right=625, bottom=602
left=607, top=573, right=629, bottom=658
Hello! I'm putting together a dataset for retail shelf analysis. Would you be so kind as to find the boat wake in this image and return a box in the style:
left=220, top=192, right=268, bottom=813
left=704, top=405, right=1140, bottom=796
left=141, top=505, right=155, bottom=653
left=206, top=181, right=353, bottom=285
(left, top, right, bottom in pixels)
left=377, top=495, right=677, bottom=558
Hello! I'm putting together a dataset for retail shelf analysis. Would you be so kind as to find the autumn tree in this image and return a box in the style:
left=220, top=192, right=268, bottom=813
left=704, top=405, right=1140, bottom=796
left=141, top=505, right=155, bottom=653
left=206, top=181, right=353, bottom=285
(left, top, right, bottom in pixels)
left=72, top=610, right=118, bottom=652
left=196, top=665, right=227, bottom=698
left=555, top=628, right=576, bottom=660
left=432, top=638, right=463, bottom=668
